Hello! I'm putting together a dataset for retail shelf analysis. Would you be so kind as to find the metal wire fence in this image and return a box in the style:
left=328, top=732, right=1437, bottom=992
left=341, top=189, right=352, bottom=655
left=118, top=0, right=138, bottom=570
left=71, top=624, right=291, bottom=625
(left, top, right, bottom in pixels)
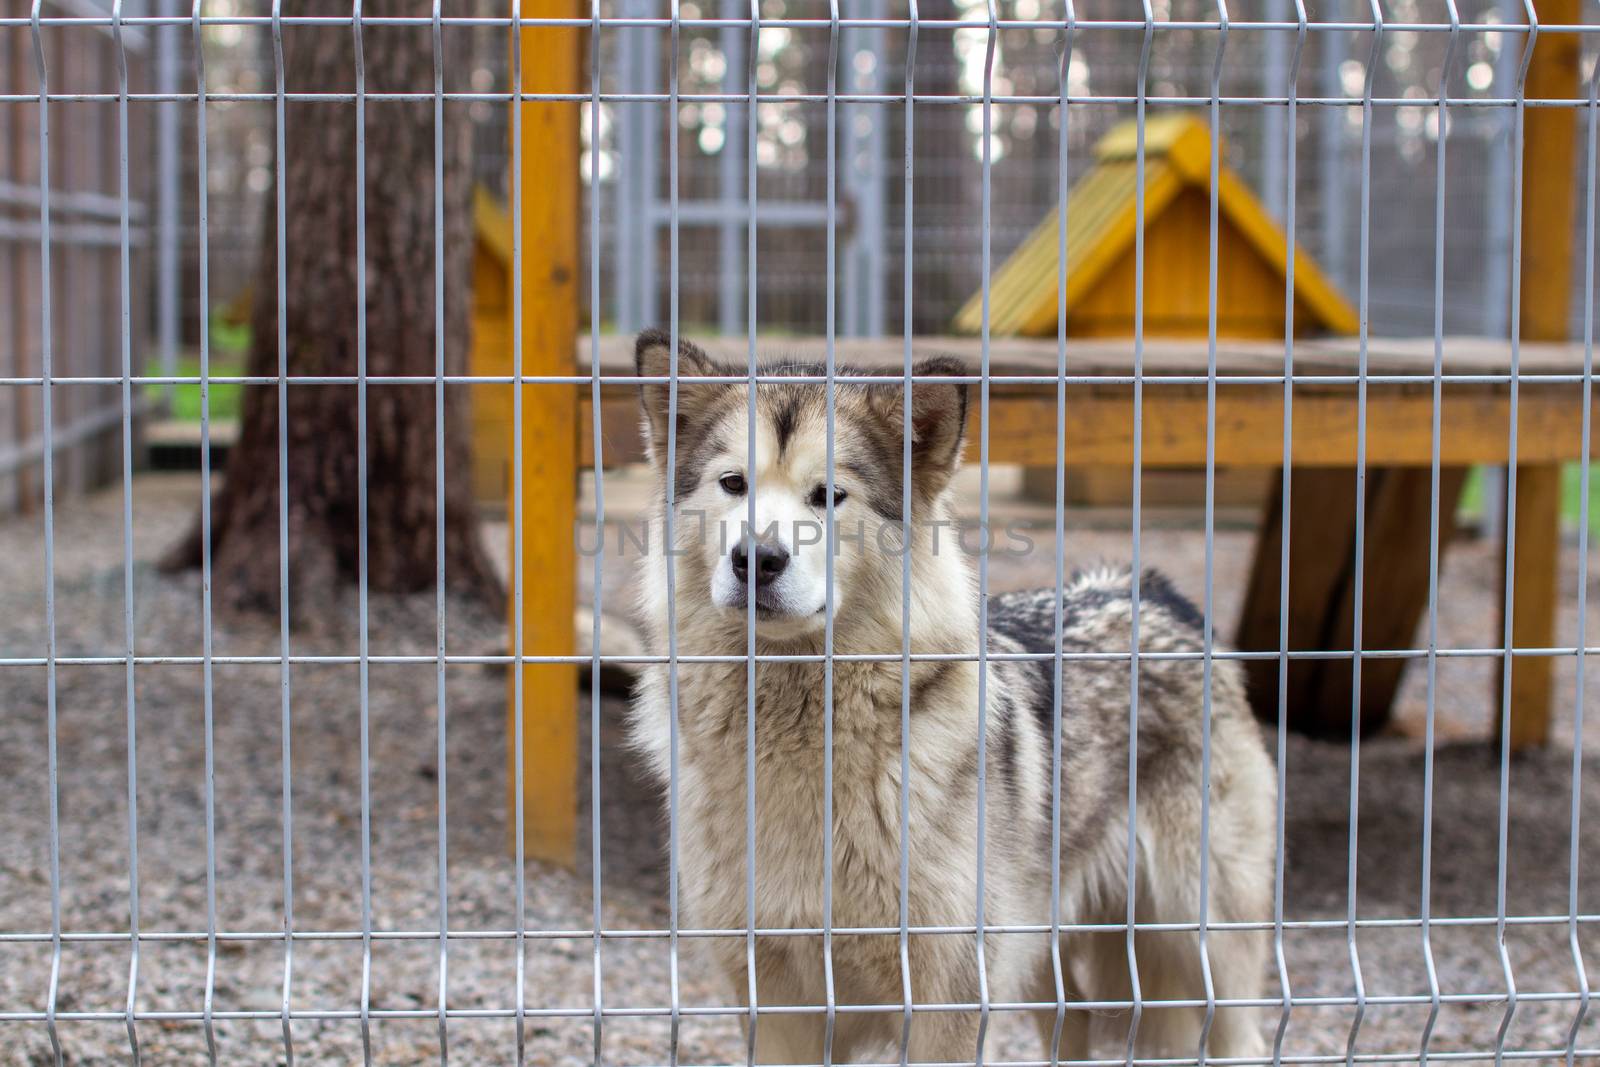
left=2, top=2, right=1599, bottom=1066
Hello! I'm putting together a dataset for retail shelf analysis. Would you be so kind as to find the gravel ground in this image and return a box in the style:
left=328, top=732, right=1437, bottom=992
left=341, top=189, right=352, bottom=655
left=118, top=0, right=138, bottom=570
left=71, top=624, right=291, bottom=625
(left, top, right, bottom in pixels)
left=0, top=471, right=1597, bottom=1065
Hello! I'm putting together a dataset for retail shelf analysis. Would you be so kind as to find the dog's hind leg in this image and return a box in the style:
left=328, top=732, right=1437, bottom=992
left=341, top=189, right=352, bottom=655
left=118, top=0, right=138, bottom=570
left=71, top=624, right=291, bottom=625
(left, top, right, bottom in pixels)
left=1123, top=804, right=1271, bottom=1060
left=1202, top=927, right=1269, bottom=1061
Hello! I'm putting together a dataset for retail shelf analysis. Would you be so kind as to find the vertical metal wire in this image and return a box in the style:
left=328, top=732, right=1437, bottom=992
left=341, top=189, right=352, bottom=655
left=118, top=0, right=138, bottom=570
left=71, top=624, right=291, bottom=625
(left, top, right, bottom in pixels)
left=28, top=4, right=63, bottom=1063
left=974, top=4, right=998, bottom=1064
left=1317, top=16, right=1346, bottom=290
left=176, top=0, right=219, bottom=1056
left=267, top=2, right=296, bottom=1060
left=1196, top=6, right=1229, bottom=1062
left=1563, top=40, right=1599, bottom=1067
left=1123, top=8, right=1155, bottom=1064
left=896, top=6, right=918, bottom=1063
left=664, top=4, right=684, bottom=1063
left=1343, top=8, right=1384, bottom=1063
left=1046, top=6, right=1075, bottom=1063
left=637, top=2, right=660, bottom=331
left=1483, top=0, right=1520, bottom=342
left=1272, top=12, right=1307, bottom=1065
left=1493, top=7, right=1540, bottom=1064
left=431, top=3, right=450, bottom=1061
left=718, top=0, right=743, bottom=334
left=508, top=4, right=527, bottom=1062
left=821, top=5, right=841, bottom=1064
left=156, top=0, right=181, bottom=403
left=587, top=3, right=607, bottom=1065
left=1259, top=0, right=1288, bottom=221
left=1417, top=9, right=1461, bottom=1067
left=352, top=2, right=374, bottom=1061
left=742, top=2, right=761, bottom=1063
left=110, top=3, right=146, bottom=1062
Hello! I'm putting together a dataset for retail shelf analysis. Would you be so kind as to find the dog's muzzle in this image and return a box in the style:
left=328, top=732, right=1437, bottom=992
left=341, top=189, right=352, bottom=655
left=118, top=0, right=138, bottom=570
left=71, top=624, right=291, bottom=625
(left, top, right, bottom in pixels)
left=727, top=539, right=807, bottom=616
left=731, top=539, right=789, bottom=584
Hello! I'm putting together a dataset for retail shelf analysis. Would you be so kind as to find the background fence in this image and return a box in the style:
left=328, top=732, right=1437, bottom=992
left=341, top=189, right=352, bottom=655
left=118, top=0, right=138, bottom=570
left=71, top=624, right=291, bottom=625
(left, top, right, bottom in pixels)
left=0, top=0, right=163, bottom=516
left=89, top=0, right=1600, bottom=362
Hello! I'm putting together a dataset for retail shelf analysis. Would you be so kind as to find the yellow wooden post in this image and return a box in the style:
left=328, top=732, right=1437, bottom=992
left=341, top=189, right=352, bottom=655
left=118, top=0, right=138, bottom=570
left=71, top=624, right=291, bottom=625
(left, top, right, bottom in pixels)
left=1498, top=1, right=1580, bottom=750
left=1519, top=1, right=1581, bottom=343
left=1501, top=464, right=1563, bottom=749
left=508, top=0, right=580, bottom=865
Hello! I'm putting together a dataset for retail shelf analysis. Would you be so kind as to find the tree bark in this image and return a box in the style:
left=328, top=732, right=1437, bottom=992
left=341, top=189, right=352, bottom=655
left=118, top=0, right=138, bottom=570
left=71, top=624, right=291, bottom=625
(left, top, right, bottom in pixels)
left=164, top=1, right=500, bottom=618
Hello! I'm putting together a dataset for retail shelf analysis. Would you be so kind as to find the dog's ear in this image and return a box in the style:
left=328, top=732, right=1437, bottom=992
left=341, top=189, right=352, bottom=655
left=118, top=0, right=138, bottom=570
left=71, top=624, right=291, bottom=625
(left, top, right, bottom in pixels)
left=869, top=355, right=970, bottom=496
left=635, top=329, right=725, bottom=460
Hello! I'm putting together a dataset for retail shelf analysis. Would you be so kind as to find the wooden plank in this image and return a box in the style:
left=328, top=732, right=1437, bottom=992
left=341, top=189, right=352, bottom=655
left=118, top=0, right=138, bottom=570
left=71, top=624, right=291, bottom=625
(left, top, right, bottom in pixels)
left=1519, top=0, right=1581, bottom=343
left=1017, top=463, right=1270, bottom=509
left=1496, top=463, right=1562, bottom=750
left=582, top=382, right=1592, bottom=470
left=976, top=384, right=1591, bottom=467
left=573, top=333, right=1594, bottom=380
left=508, top=0, right=581, bottom=867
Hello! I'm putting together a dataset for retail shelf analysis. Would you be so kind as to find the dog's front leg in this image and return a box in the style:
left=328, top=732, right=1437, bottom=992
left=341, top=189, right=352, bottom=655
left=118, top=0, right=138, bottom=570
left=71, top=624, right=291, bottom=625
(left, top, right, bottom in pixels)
left=742, top=1011, right=827, bottom=1066
left=729, top=938, right=829, bottom=1066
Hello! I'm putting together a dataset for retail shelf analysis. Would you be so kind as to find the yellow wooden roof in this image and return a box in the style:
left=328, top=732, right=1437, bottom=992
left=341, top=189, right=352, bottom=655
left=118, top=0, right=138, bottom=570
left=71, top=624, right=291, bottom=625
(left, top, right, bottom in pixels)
left=953, top=114, right=1358, bottom=337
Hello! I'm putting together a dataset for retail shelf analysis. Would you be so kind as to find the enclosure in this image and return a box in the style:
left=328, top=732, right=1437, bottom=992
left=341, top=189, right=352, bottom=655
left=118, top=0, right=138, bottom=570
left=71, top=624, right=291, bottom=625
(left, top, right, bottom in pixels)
left=2, top=1, right=1600, bottom=1065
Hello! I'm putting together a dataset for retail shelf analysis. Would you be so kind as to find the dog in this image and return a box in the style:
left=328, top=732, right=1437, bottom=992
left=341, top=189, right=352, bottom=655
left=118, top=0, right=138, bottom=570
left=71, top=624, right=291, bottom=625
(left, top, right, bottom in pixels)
left=627, top=329, right=1277, bottom=1065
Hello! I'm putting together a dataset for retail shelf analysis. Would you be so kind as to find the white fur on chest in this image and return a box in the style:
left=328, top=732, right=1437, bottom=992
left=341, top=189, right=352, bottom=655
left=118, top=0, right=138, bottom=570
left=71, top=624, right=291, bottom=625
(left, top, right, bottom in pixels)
left=631, top=659, right=987, bottom=935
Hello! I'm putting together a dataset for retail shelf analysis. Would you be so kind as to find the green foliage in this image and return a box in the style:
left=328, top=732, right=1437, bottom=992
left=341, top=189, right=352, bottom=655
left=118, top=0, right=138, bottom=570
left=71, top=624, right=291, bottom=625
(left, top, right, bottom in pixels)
left=146, top=356, right=242, bottom=422
left=1458, top=464, right=1600, bottom=536
left=144, top=309, right=248, bottom=422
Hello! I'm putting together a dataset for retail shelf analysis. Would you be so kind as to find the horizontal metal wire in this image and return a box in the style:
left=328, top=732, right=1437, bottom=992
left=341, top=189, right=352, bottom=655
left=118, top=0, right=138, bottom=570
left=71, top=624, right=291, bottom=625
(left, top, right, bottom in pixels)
left=2, top=93, right=1595, bottom=108
left=0, top=997, right=1594, bottom=1024
left=0, top=1041, right=1584, bottom=1067
left=1, top=14, right=1587, bottom=29
left=4, top=14, right=1596, bottom=33
left=0, top=373, right=1593, bottom=387
left=3, top=911, right=1599, bottom=944
left=1, top=646, right=1596, bottom=668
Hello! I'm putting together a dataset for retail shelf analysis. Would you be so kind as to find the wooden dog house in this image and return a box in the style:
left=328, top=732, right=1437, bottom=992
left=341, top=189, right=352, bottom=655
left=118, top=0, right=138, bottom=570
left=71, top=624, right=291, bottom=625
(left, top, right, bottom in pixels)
left=953, top=114, right=1357, bottom=340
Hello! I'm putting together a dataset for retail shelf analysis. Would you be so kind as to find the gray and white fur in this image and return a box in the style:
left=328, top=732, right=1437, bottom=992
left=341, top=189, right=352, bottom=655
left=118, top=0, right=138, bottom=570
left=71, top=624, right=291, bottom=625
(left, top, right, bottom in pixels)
left=628, top=331, right=1278, bottom=1065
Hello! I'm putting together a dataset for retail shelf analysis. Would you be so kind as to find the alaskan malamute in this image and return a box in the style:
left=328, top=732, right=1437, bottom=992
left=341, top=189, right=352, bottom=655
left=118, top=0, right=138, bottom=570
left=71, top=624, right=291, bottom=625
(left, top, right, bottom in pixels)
left=627, top=330, right=1277, bottom=1064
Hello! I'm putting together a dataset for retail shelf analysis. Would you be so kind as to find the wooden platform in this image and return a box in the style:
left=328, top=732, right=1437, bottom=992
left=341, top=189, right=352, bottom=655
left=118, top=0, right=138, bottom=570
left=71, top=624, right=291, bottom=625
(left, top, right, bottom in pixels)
left=575, top=335, right=1593, bottom=471
left=565, top=334, right=1588, bottom=744
left=505, top=332, right=1590, bottom=861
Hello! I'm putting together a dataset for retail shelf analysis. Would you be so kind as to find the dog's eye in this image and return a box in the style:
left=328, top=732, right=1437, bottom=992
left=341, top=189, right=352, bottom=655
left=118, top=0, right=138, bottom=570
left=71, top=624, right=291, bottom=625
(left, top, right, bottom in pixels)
left=719, top=473, right=747, bottom=495
left=809, top=485, right=848, bottom=509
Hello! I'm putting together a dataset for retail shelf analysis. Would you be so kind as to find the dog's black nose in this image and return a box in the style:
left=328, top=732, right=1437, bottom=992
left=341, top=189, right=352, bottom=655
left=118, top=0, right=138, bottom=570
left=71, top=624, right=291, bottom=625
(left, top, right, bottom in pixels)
left=731, top=540, right=789, bottom=584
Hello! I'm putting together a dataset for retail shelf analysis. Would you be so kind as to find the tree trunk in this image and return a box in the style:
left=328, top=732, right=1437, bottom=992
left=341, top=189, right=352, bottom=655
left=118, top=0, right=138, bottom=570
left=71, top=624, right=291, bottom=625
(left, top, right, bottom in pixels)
left=164, top=1, right=500, bottom=618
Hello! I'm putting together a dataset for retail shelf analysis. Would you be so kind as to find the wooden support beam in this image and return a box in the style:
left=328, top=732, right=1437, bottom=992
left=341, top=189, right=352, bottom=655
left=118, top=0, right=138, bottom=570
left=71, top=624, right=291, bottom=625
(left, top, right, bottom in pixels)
left=1518, top=0, right=1581, bottom=344
left=1491, top=1, right=1581, bottom=749
left=1497, top=463, right=1563, bottom=750
left=508, top=0, right=581, bottom=867
left=582, top=383, right=1594, bottom=470
left=1236, top=467, right=1469, bottom=738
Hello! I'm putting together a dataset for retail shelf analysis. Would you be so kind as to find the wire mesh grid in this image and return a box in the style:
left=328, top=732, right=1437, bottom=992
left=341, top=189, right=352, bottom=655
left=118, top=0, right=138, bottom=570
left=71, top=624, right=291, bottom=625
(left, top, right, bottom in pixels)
left=2, top=1, right=1600, bottom=1066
